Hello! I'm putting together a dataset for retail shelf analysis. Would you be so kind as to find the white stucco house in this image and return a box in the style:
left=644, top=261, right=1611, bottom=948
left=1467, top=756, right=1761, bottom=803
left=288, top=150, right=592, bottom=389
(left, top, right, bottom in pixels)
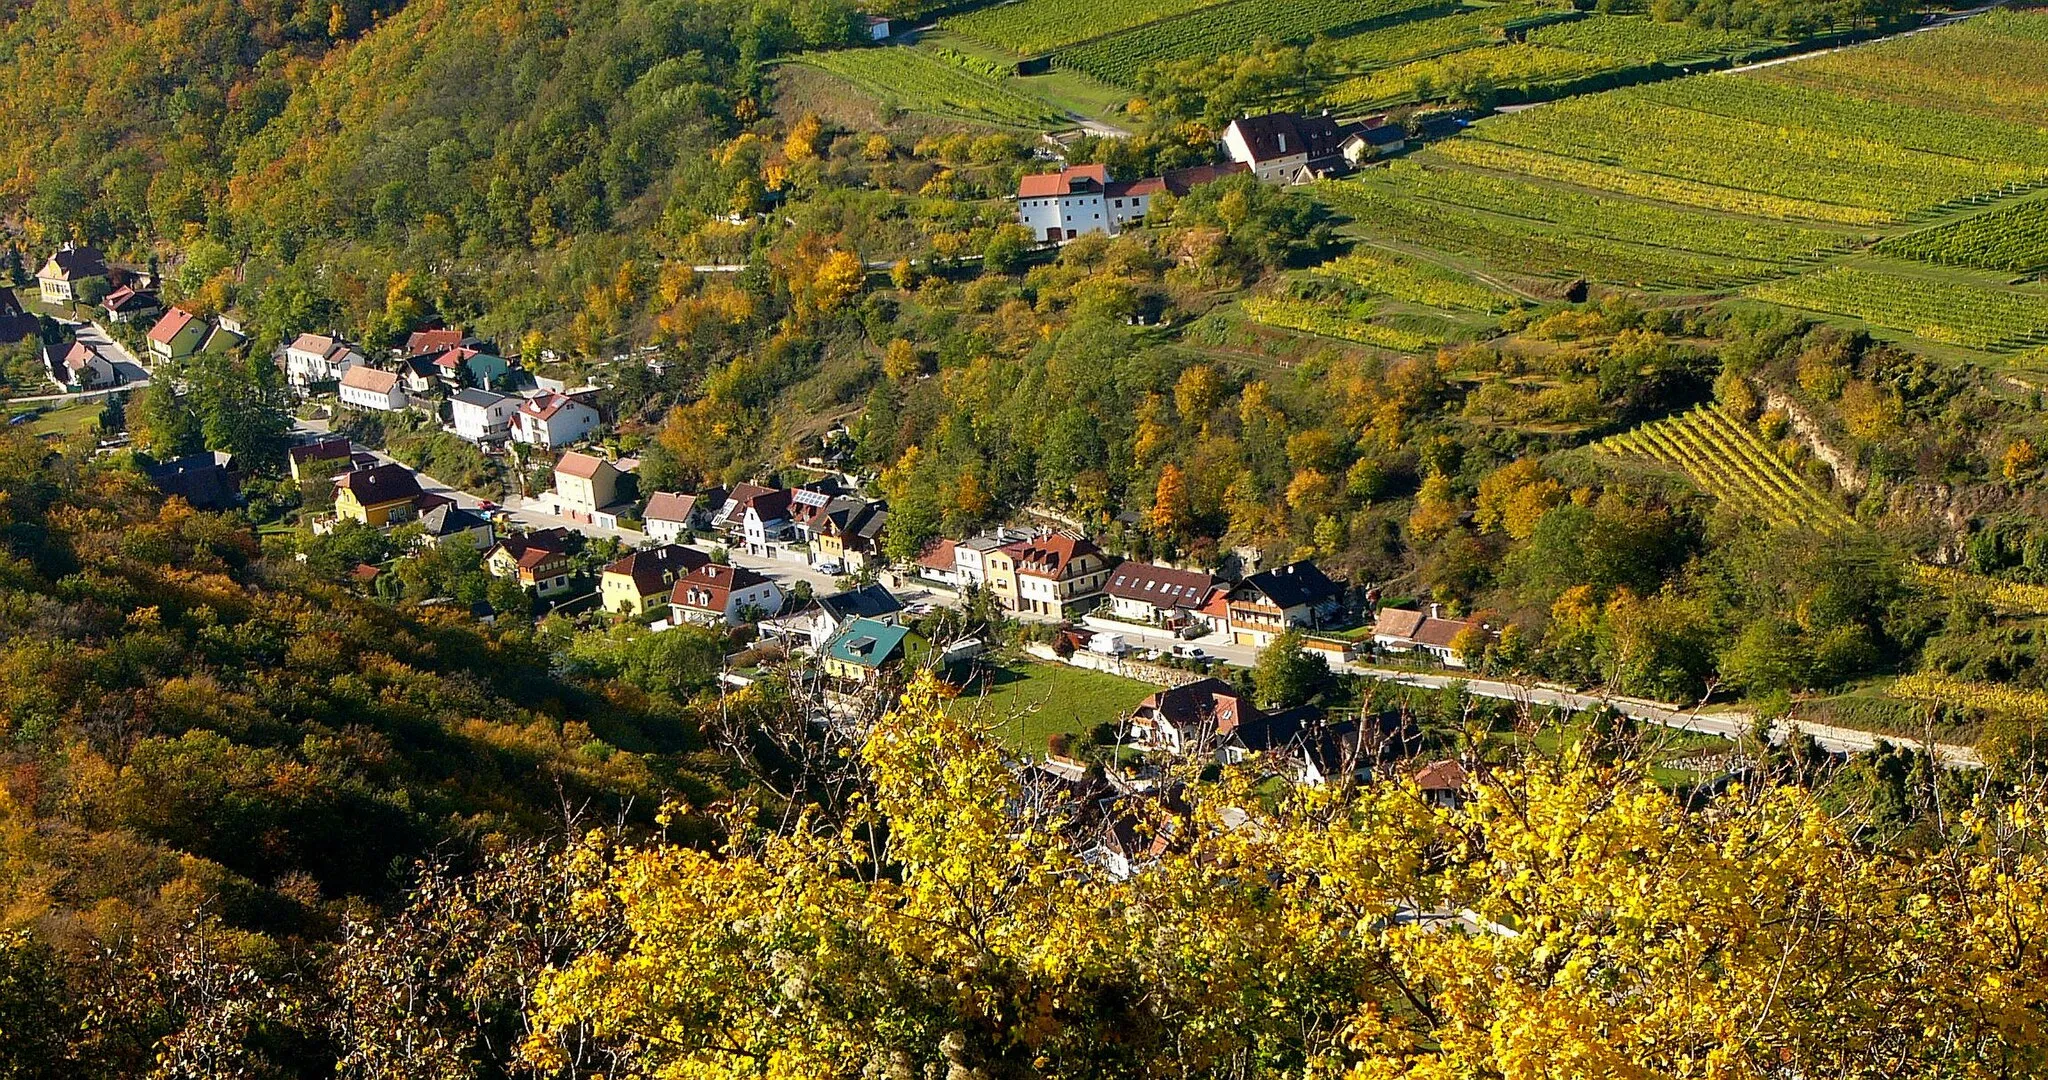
left=338, top=364, right=408, bottom=412
left=1014, top=164, right=1161, bottom=243
left=510, top=392, right=600, bottom=449
left=449, top=388, right=518, bottom=444
left=283, top=333, right=367, bottom=391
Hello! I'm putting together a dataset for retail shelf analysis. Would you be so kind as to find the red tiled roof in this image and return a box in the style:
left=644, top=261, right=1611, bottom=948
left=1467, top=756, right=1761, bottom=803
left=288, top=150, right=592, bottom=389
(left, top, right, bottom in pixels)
left=917, top=539, right=958, bottom=571
left=340, top=365, right=400, bottom=394
left=1017, top=164, right=1110, bottom=198
left=605, top=544, right=709, bottom=596
left=1004, top=533, right=1099, bottom=578
left=554, top=450, right=610, bottom=480
left=406, top=328, right=463, bottom=354
left=148, top=306, right=198, bottom=345
left=1411, top=759, right=1469, bottom=792
left=519, top=391, right=583, bottom=421
left=643, top=491, right=697, bottom=523
left=1106, top=176, right=1166, bottom=198
left=670, top=562, right=770, bottom=610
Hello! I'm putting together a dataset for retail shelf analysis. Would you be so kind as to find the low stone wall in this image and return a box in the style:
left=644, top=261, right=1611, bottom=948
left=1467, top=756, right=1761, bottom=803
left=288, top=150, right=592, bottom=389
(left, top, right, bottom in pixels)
left=1022, top=644, right=1205, bottom=688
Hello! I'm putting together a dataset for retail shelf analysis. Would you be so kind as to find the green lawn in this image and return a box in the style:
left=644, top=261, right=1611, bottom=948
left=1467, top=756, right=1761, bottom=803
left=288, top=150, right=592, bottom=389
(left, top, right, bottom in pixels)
left=951, top=658, right=1158, bottom=754
left=7, top=398, right=103, bottom=438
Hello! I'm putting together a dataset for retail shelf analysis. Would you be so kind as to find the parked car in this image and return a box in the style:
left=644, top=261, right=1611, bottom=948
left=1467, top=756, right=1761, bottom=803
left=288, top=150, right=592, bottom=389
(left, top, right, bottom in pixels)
left=815, top=559, right=844, bottom=575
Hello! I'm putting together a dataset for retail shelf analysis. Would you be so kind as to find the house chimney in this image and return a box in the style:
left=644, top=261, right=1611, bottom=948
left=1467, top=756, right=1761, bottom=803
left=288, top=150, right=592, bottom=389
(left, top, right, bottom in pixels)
left=1429, top=603, right=1441, bottom=619
left=1277, top=133, right=1287, bottom=153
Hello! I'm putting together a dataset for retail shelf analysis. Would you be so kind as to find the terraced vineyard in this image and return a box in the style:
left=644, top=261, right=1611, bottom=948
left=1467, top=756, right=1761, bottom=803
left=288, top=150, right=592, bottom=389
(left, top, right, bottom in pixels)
left=1315, top=175, right=1805, bottom=289
left=1754, top=10, right=2048, bottom=127
left=1463, top=90, right=2046, bottom=224
left=1330, top=43, right=1616, bottom=108
left=1875, top=198, right=2048, bottom=275
left=1055, top=0, right=1439, bottom=86
left=1349, top=161, right=1852, bottom=264
left=1310, top=247, right=1514, bottom=313
left=1595, top=404, right=1854, bottom=533
left=1747, top=265, right=2048, bottom=352
left=1323, top=3, right=1559, bottom=72
left=1522, top=14, right=1767, bottom=62
left=943, top=0, right=1231, bottom=55
left=791, top=47, right=1064, bottom=128
left=1242, top=297, right=1449, bottom=352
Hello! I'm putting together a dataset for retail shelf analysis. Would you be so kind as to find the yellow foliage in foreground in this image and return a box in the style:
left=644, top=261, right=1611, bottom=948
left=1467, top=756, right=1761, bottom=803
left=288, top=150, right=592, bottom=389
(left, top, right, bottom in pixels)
left=526, top=673, right=2048, bottom=1080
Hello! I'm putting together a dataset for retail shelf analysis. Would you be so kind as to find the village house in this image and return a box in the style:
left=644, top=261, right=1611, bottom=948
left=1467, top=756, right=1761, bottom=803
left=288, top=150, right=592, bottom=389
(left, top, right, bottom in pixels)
left=1005, top=532, right=1114, bottom=618
left=37, top=246, right=107, bottom=304
left=641, top=489, right=721, bottom=543
left=551, top=451, right=622, bottom=520
left=1015, top=164, right=1162, bottom=243
left=147, top=306, right=207, bottom=362
left=287, top=437, right=354, bottom=483
left=712, top=482, right=775, bottom=536
left=1103, top=562, right=1221, bottom=629
left=485, top=531, right=575, bottom=596
left=143, top=451, right=239, bottom=511
left=761, top=582, right=904, bottom=651
left=1410, top=758, right=1471, bottom=808
left=510, top=391, right=599, bottom=449
left=1340, top=121, right=1407, bottom=165
left=739, top=487, right=795, bottom=557
left=1128, top=677, right=1266, bottom=755
left=338, top=364, right=408, bottom=412
left=1371, top=604, right=1484, bottom=668
left=821, top=617, right=924, bottom=685
left=448, top=388, right=518, bottom=444
left=1222, top=560, right=1346, bottom=647
left=404, top=327, right=471, bottom=355
left=283, top=333, right=366, bottom=391
left=914, top=540, right=961, bottom=587
left=669, top=563, right=783, bottom=626
left=416, top=503, right=495, bottom=551
left=48, top=339, right=115, bottom=390
left=600, top=543, right=710, bottom=615
left=434, top=344, right=513, bottom=390
left=333, top=463, right=424, bottom=526
left=100, top=285, right=160, bottom=324
left=1222, top=111, right=1352, bottom=184
left=797, top=495, right=889, bottom=570
left=1084, top=793, right=1186, bottom=881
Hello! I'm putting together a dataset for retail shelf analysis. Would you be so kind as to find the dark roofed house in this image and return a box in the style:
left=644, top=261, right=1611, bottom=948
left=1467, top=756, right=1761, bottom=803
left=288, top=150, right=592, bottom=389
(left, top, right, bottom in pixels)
left=37, top=246, right=108, bottom=304
left=101, top=284, right=161, bottom=324
left=601, top=543, right=710, bottom=615
left=418, top=503, right=495, bottom=550
left=1160, top=161, right=1250, bottom=196
left=143, top=451, right=240, bottom=511
left=287, top=436, right=353, bottom=483
left=1104, top=562, right=1220, bottom=627
left=1411, top=758, right=1471, bottom=808
left=1222, top=111, right=1352, bottom=184
left=1224, top=561, right=1346, bottom=647
left=1371, top=604, right=1486, bottom=668
left=333, top=462, right=425, bottom=526
left=1130, top=677, right=1266, bottom=755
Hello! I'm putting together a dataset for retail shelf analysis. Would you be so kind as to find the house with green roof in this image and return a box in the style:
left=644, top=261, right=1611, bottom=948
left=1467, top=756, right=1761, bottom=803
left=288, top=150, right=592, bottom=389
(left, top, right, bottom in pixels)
left=822, top=617, right=926, bottom=684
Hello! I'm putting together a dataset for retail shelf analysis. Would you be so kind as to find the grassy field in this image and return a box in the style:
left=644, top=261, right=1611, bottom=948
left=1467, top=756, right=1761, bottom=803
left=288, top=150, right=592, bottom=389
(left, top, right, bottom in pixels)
left=950, top=657, right=1158, bottom=754
left=5, top=398, right=105, bottom=438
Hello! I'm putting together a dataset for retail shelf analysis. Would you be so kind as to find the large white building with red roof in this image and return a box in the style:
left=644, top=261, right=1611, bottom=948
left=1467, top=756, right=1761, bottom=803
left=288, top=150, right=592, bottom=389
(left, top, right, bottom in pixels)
left=510, top=391, right=599, bottom=449
left=1015, top=164, right=1162, bottom=243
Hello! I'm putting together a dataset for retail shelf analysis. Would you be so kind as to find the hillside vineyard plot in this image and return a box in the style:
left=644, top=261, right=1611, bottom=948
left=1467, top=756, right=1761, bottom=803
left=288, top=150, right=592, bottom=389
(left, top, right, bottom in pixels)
left=1596, top=404, right=1854, bottom=534
left=943, top=0, right=1234, bottom=55
left=1055, top=0, right=1440, bottom=86
left=1241, top=296, right=1448, bottom=352
left=1314, top=173, right=1813, bottom=289
left=1875, top=198, right=2048, bottom=275
left=1310, top=247, right=1515, bottom=313
left=791, top=48, right=1063, bottom=127
left=1747, top=265, right=2048, bottom=353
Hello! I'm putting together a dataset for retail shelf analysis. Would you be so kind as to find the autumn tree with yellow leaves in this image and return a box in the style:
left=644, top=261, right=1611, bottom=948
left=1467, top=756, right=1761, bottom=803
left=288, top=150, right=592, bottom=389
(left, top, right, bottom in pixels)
left=525, top=672, right=2048, bottom=1080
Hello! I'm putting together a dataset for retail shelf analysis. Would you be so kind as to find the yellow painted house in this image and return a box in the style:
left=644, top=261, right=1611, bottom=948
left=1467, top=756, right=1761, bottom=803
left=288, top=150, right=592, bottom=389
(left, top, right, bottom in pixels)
left=600, top=544, right=708, bottom=615
left=333, top=463, right=423, bottom=526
